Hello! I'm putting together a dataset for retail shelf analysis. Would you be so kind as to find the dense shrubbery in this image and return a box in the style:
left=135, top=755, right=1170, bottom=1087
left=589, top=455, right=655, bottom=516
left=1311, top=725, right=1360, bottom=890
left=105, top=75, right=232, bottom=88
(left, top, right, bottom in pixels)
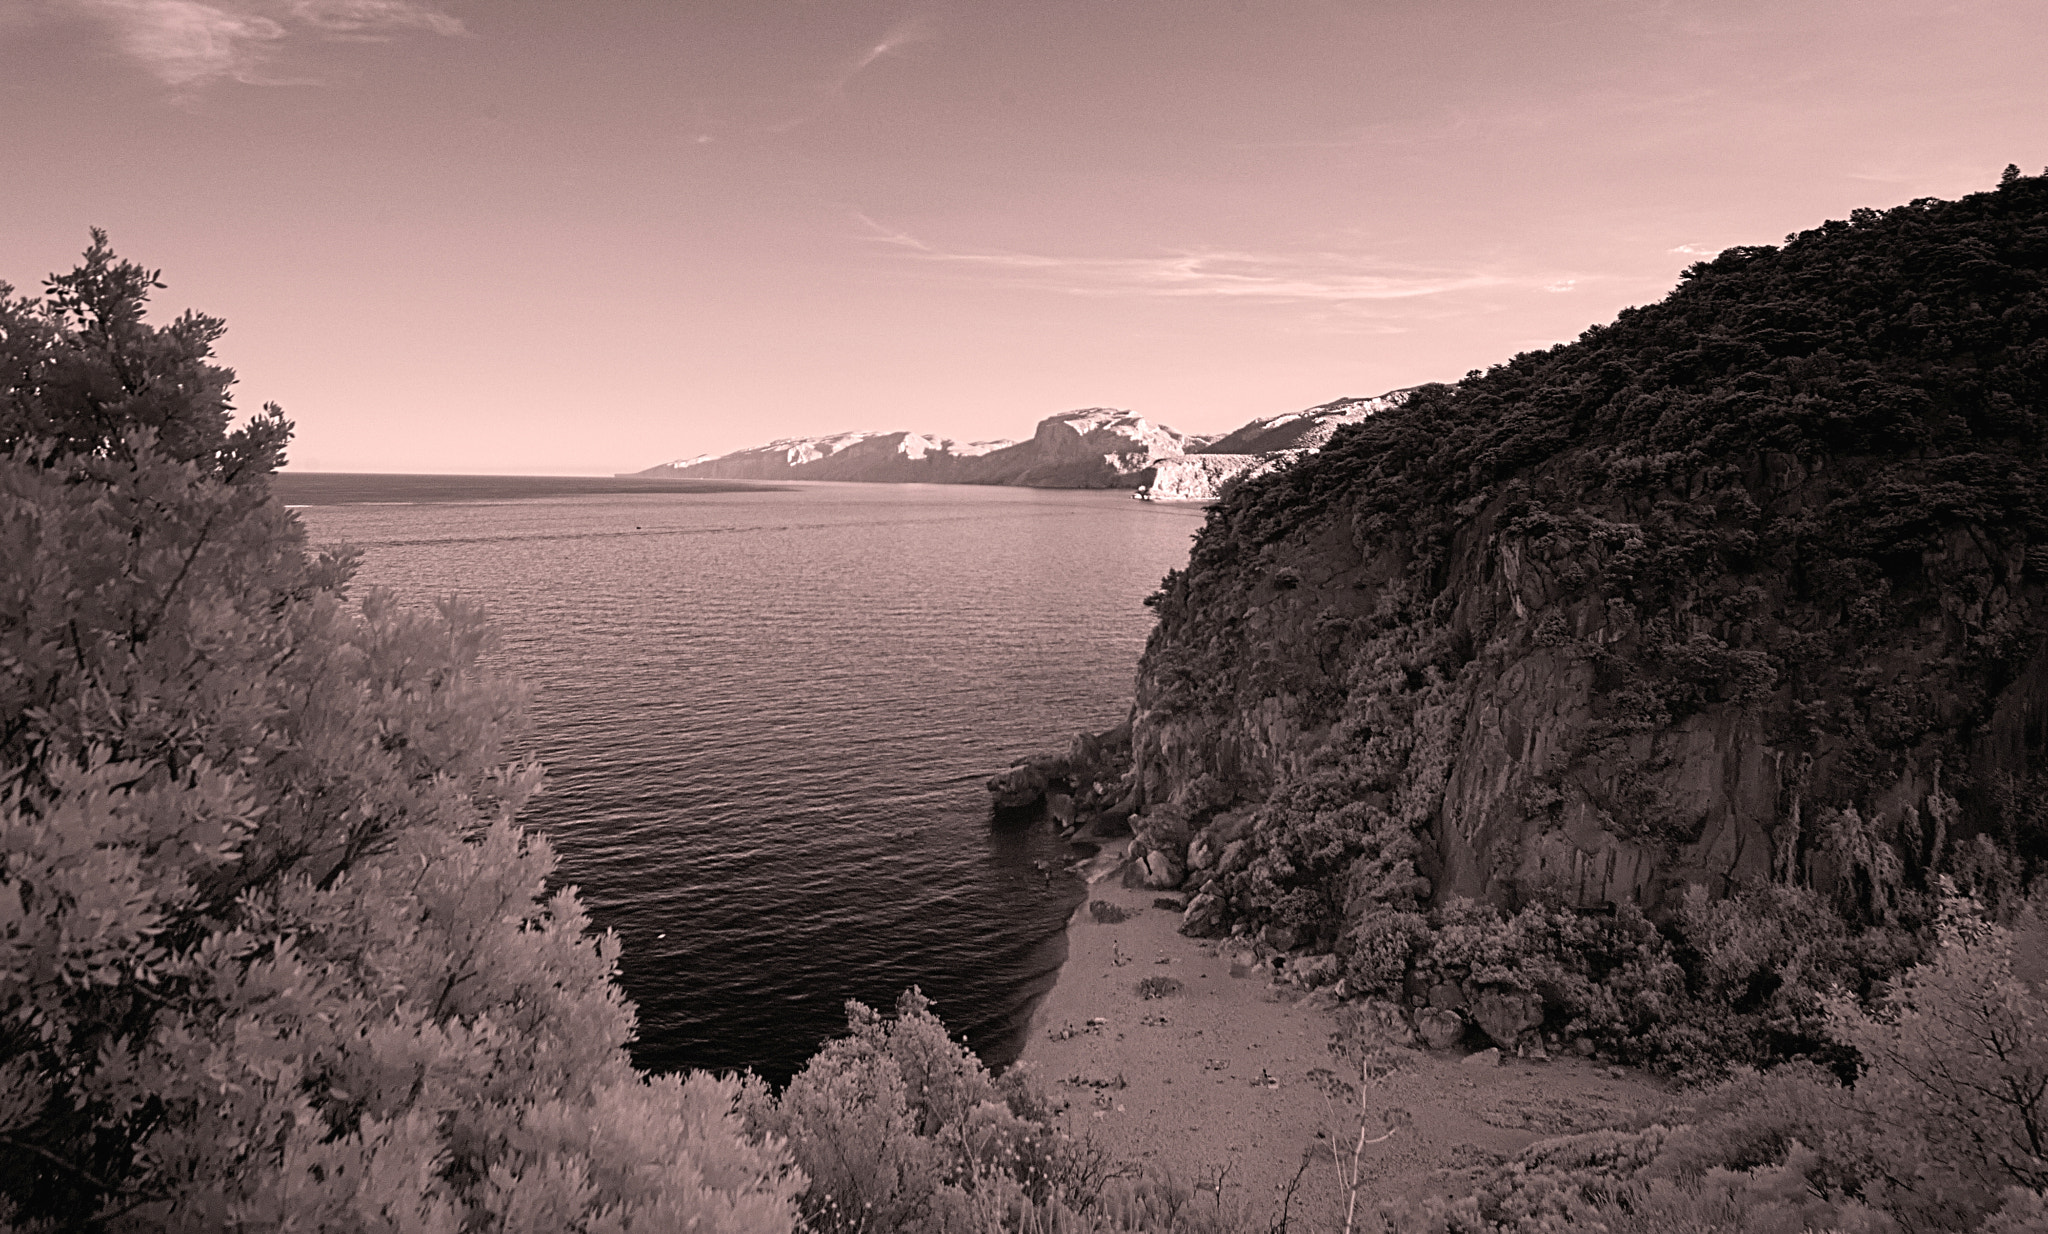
left=740, top=990, right=1241, bottom=1234
left=1376, top=895, right=2048, bottom=1233
left=0, top=236, right=810, bottom=1229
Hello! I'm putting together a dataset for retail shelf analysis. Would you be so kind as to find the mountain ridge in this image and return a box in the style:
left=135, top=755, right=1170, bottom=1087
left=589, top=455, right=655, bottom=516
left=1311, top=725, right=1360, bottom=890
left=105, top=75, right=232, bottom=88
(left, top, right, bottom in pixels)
left=627, top=394, right=1413, bottom=496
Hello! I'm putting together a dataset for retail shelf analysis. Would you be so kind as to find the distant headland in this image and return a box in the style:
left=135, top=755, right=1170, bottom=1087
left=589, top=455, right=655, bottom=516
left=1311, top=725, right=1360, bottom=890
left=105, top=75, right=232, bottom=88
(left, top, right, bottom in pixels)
left=624, top=390, right=1416, bottom=500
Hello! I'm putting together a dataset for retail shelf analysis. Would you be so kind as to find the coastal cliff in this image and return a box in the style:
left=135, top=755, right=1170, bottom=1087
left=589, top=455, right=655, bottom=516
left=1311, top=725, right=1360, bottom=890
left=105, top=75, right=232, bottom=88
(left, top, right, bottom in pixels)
left=1119, top=178, right=2048, bottom=957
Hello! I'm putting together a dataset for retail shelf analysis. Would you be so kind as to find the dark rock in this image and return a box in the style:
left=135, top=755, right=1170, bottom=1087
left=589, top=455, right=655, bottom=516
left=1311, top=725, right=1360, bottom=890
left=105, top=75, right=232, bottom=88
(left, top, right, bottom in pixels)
left=1427, top=982, right=1467, bottom=1011
left=987, top=763, right=1049, bottom=809
left=1152, top=896, right=1186, bottom=912
left=1087, top=900, right=1131, bottom=924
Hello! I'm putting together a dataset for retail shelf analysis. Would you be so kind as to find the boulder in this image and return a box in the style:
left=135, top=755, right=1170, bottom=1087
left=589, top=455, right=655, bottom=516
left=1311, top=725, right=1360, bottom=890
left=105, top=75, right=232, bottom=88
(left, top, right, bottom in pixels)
left=987, top=763, right=1050, bottom=809
left=1415, top=1008, right=1466, bottom=1050
left=1464, top=986, right=1545, bottom=1050
left=1461, top=1047, right=1502, bottom=1068
left=1261, top=923, right=1299, bottom=952
left=1187, top=836, right=1216, bottom=871
left=1180, top=892, right=1226, bottom=937
left=1140, top=848, right=1185, bottom=889
left=1427, top=982, right=1467, bottom=1011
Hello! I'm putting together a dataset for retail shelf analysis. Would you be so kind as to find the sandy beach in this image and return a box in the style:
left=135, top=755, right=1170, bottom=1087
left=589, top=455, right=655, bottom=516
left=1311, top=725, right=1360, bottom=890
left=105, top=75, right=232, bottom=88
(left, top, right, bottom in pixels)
left=1017, top=841, right=1672, bottom=1228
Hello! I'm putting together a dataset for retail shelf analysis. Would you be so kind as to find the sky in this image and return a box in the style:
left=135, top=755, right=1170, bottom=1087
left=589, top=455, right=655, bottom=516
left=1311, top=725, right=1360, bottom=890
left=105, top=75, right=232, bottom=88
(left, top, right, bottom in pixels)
left=2, top=1, right=2044, bottom=475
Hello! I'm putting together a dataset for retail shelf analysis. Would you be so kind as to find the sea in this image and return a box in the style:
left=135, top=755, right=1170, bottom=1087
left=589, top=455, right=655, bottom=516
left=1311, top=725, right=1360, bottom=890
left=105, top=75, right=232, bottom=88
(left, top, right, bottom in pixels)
left=282, top=474, right=1208, bottom=1084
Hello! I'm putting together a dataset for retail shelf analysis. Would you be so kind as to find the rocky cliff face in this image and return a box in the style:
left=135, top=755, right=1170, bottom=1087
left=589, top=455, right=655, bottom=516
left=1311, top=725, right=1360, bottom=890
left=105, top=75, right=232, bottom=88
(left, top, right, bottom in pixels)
left=1123, top=179, right=2048, bottom=942
left=966, top=408, right=1209, bottom=488
left=1196, top=390, right=1414, bottom=456
left=1139, top=454, right=1290, bottom=502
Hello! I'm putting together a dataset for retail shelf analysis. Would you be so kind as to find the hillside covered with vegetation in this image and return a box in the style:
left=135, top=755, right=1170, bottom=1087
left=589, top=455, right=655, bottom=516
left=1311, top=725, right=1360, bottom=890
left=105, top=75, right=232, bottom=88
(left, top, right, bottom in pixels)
left=1105, top=171, right=2048, bottom=1226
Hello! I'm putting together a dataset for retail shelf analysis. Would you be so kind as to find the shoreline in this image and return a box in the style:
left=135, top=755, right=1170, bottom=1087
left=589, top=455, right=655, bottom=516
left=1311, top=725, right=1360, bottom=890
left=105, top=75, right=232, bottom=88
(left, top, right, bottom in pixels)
left=1015, top=831, right=1673, bottom=1225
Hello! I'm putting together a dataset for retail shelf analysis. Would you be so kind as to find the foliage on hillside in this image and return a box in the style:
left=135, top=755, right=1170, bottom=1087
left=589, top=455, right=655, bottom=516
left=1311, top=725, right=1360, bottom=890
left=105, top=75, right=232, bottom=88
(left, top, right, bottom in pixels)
left=1141, top=172, right=2048, bottom=1086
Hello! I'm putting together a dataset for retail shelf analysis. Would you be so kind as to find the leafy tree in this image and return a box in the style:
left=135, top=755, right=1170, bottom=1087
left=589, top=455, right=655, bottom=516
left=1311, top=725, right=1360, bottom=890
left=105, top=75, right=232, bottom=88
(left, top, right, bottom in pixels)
left=0, top=238, right=802, bottom=1229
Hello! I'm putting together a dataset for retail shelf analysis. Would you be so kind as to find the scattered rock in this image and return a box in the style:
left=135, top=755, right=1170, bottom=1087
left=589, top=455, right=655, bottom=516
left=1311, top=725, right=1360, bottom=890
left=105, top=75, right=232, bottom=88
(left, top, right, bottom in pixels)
left=1087, top=900, right=1131, bottom=924
left=1461, top=1047, right=1502, bottom=1068
left=1416, top=1008, right=1466, bottom=1051
left=1179, top=892, right=1226, bottom=937
left=1153, top=896, right=1186, bottom=912
left=1137, top=977, right=1184, bottom=999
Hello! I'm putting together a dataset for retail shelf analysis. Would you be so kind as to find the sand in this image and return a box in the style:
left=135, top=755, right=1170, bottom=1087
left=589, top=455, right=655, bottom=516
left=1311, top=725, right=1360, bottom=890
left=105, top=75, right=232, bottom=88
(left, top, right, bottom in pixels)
left=1016, top=843, right=1673, bottom=1228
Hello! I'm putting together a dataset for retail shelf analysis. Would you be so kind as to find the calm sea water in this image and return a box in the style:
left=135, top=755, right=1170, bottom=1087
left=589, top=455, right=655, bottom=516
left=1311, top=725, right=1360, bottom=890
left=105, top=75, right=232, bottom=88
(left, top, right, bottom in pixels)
left=287, top=477, right=1205, bottom=1083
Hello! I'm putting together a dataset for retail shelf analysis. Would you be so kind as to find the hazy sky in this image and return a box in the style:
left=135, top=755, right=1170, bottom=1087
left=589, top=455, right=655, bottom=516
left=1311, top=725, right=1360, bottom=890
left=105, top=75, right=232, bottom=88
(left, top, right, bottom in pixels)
left=3, top=1, right=2043, bottom=474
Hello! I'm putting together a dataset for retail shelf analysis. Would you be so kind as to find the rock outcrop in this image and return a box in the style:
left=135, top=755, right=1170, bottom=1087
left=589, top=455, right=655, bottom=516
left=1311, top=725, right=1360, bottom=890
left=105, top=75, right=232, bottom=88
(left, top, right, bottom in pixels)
left=1118, top=178, right=2048, bottom=949
left=985, top=721, right=1136, bottom=826
left=1137, top=454, right=1291, bottom=502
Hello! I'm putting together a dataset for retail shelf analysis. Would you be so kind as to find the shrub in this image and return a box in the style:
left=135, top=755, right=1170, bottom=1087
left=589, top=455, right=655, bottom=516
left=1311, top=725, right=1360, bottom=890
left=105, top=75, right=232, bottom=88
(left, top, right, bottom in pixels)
left=0, top=237, right=802, bottom=1231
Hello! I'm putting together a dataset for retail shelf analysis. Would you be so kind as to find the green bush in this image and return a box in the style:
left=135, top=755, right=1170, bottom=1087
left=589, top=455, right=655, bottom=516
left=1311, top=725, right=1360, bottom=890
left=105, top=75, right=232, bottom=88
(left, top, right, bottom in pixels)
left=0, top=238, right=803, bottom=1229
left=741, top=990, right=1243, bottom=1233
left=1378, top=901, right=2048, bottom=1233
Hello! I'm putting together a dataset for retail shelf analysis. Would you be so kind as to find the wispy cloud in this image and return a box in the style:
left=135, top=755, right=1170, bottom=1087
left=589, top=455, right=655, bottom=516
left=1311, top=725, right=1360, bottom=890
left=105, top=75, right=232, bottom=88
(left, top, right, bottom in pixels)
left=763, top=17, right=935, bottom=134
left=288, top=0, right=460, bottom=38
left=66, top=0, right=461, bottom=87
left=855, top=216, right=1543, bottom=307
left=1669, top=243, right=1721, bottom=256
